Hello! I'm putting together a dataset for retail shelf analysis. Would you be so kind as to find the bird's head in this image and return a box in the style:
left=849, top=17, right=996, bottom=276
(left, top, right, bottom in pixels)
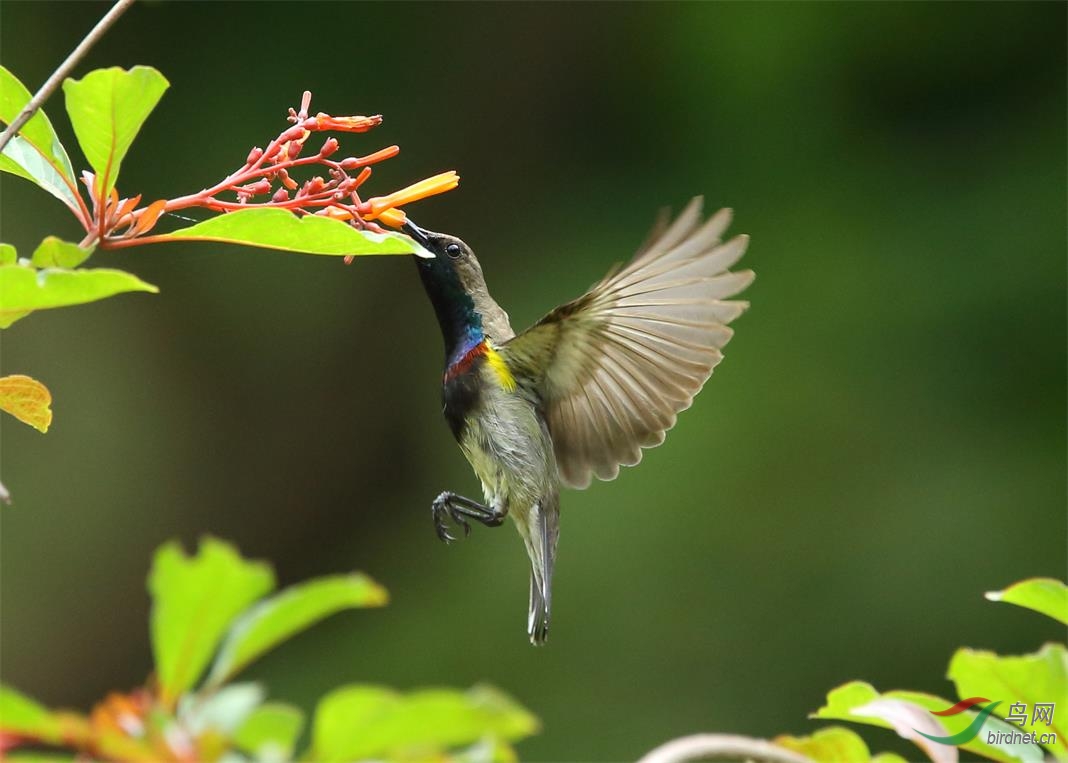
left=401, top=219, right=514, bottom=347
left=402, top=219, right=484, bottom=287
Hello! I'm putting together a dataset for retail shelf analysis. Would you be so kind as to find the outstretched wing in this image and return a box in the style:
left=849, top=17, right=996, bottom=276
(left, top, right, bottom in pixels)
left=500, top=198, right=753, bottom=489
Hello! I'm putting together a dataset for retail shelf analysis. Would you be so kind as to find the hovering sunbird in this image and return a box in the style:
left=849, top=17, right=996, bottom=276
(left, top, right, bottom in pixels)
left=402, top=198, right=753, bottom=644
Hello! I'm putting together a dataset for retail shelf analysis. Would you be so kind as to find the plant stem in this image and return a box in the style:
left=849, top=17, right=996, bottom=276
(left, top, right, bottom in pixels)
left=637, top=734, right=815, bottom=763
left=0, top=0, right=135, bottom=154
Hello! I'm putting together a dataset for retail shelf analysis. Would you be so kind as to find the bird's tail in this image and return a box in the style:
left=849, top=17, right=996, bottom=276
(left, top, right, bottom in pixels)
left=523, top=493, right=559, bottom=645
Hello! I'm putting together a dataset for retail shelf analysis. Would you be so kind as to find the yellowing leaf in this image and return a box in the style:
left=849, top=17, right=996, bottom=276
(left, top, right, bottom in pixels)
left=0, top=374, right=52, bottom=432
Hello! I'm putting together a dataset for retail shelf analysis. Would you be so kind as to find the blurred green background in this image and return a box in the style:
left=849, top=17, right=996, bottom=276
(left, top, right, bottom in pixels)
left=1, top=2, right=1065, bottom=760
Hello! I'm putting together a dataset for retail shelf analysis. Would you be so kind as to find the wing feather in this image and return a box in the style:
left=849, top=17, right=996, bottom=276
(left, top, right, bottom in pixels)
left=500, top=198, right=753, bottom=489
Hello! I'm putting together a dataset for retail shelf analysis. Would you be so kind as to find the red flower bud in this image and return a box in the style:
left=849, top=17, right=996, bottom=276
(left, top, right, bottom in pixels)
left=272, top=188, right=290, bottom=203
left=236, top=179, right=271, bottom=196
left=279, top=125, right=306, bottom=142
left=278, top=169, right=298, bottom=191
left=246, top=147, right=264, bottom=165
left=287, top=141, right=302, bottom=160
left=320, top=137, right=339, bottom=157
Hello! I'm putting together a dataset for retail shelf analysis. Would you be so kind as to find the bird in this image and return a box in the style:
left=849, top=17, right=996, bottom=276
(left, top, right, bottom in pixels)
left=401, top=197, right=753, bottom=644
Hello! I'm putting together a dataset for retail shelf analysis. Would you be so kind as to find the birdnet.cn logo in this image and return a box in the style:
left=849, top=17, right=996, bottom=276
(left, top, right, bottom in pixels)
left=913, top=697, right=1057, bottom=746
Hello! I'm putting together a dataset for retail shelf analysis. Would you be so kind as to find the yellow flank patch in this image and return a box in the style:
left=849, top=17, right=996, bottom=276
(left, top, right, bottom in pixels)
left=485, top=346, right=517, bottom=392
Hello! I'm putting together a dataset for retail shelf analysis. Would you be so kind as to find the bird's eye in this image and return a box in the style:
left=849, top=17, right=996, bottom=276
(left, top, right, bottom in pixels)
left=445, top=243, right=463, bottom=259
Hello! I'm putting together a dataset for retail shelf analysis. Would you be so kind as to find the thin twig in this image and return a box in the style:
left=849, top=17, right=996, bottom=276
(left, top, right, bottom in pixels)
left=637, top=734, right=815, bottom=763
left=0, top=0, right=135, bottom=154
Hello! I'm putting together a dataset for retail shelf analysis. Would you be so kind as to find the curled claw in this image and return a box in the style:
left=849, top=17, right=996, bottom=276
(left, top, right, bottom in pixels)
left=432, top=492, right=467, bottom=544
left=429, top=490, right=503, bottom=544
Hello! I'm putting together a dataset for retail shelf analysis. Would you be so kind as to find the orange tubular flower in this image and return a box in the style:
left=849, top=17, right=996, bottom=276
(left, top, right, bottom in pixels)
left=376, top=208, right=408, bottom=227
left=318, top=206, right=355, bottom=222
left=305, top=113, right=382, bottom=133
left=364, top=171, right=460, bottom=225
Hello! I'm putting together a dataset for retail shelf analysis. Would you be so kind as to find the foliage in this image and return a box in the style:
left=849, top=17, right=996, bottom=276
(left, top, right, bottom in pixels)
left=644, top=578, right=1066, bottom=763
left=0, top=538, right=538, bottom=763
left=0, top=63, right=457, bottom=436
left=780, top=577, right=1067, bottom=763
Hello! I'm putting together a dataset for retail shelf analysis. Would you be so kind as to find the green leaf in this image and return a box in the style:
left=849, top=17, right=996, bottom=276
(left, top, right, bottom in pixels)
left=5, top=755, right=77, bottom=763
left=30, top=237, right=93, bottom=268
left=178, top=682, right=265, bottom=737
left=235, top=703, right=305, bottom=761
left=0, top=66, right=80, bottom=211
left=0, top=244, right=15, bottom=265
left=0, top=684, right=63, bottom=743
left=207, top=573, right=388, bottom=687
left=0, top=135, right=83, bottom=212
left=61, top=66, right=169, bottom=197
left=162, top=208, right=419, bottom=256
left=986, top=578, right=1068, bottom=626
left=814, top=681, right=1044, bottom=763
left=148, top=538, right=274, bottom=706
left=311, top=684, right=538, bottom=762
left=0, top=264, right=157, bottom=328
left=775, top=726, right=875, bottom=762
left=452, top=737, right=521, bottom=763
left=949, top=644, right=1068, bottom=760
left=0, top=374, right=52, bottom=433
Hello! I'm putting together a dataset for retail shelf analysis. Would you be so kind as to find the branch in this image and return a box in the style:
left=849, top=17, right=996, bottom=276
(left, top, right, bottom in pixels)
left=637, top=734, right=815, bottom=763
left=0, top=0, right=135, bottom=154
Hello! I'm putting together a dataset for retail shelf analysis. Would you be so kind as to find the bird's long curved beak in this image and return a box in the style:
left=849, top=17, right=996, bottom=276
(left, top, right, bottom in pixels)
left=401, top=220, right=435, bottom=258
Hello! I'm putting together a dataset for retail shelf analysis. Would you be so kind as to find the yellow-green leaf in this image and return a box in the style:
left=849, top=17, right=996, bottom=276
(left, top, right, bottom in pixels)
left=986, top=579, right=1068, bottom=626
left=814, top=681, right=1043, bottom=763
left=0, top=264, right=157, bottom=328
left=0, top=244, right=15, bottom=265
left=775, top=726, right=874, bottom=762
left=162, top=208, right=419, bottom=256
left=0, top=374, right=52, bottom=432
left=207, top=573, right=388, bottom=687
left=312, top=684, right=538, bottom=762
left=948, top=644, right=1068, bottom=760
left=30, top=237, right=93, bottom=269
left=0, top=684, right=64, bottom=743
left=0, top=66, right=80, bottom=211
left=148, top=538, right=274, bottom=706
left=234, top=703, right=304, bottom=760
left=62, top=66, right=169, bottom=197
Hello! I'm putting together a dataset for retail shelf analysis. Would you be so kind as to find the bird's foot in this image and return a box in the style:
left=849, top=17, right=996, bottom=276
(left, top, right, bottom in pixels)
left=431, top=491, right=506, bottom=544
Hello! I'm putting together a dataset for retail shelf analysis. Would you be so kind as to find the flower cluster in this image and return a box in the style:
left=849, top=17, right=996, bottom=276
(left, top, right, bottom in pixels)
left=99, top=91, right=458, bottom=249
